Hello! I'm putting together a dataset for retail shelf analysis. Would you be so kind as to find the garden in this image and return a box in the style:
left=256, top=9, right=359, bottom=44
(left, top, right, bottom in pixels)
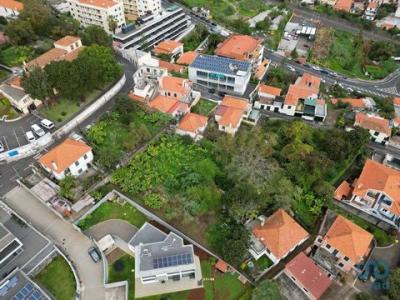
left=85, top=95, right=171, bottom=168
left=191, top=99, right=217, bottom=116
left=182, top=24, right=209, bottom=52
left=310, top=28, right=398, bottom=79
left=0, top=97, right=19, bottom=119
left=35, top=256, right=76, bottom=300
left=0, top=44, right=36, bottom=67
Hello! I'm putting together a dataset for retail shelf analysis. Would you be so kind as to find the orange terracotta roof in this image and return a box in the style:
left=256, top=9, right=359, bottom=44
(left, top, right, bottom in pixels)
left=255, top=59, right=270, bottom=80
left=221, top=95, right=249, bottom=110
left=8, top=76, right=22, bottom=89
left=285, top=73, right=320, bottom=106
left=259, top=84, right=281, bottom=97
left=298, top=73, right=321, bottom=89
left=334, top=180, right=351, bottom=200
left=149, top=95, right=178, bottom=114
left=332, top=98, right=365, bottom=108
left=285, top=252, right=332, bottom=299
left=353, top=159, right=400, bottom=216
left=334, top=0, right=353, bottom=12
left=253, top=209, right=309, bottom=259
left=26, top=46, right=84, bottom=69
left=393, top=97, right=400, bottom=106
left=159, top=60, right=185, bottom=73
left=324, top=215, right=373, bottom=263
left=176, top=51, right=198, bottom=65
left=177, top=112, right=208, bottom=133
left=367, top=1, right=378, bottom=9
left=64, top=46, right=85, bottom=61
left=394, top=117, right=400, bottom=126
left=154, top=40, right=183, bottom=55
left=0, top=0, right=23, bottom=11
left=218, top=107, right=244, bottom=128
left=161, top=76, right=190, bottom=95
left=128, top=91, right=145, bottom=102
left=215, top=35, right=262, bottom=61
left=78, top=0, right=118, bottom=8
left=39, top=138, right=91, bottom=174
left=355, top=112, right=391, bottom=136
left=215, top=260, right=229, bottom=273
left=54, top=36, right=81, bottom=47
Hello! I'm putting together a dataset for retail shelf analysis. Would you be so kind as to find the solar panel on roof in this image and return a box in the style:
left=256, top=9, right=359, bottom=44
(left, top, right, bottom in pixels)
left=152, top=253, right=193, bottom=269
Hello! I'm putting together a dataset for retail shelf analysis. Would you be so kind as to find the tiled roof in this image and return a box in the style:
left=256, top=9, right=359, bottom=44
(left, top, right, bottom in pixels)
left=78, top=0, right=118, bottom=8
left=393, top=97, right=400, bottom=106
left=54, top=36, right=81, bottom=47
left=159, top=60, right=185, bottom=73
left=284, top=73, right=320, bottom=106
left=324, top=215, right=373, bottom=263
left=259, top=84, right=281, bottom=97
left=0, top=0, right=23, bottom=11
left=176, top=51, right=198, bottom=65
left=367, top=1, right=378, bottom=9
left=154, top=40, right=183, bottom=55
left=253, top=209, right=309, bottom=259
left=161, top=76, right=190, bottom=95
left=218, top=107, right=244, bottom=128
left=215, top=260, right=229, bottom=273
left=215, top=34, right=262, bottom=61
left=334, top=0, right=353, bottom=12
left=221, top=95, right=248, bottom=110
left=25, top=46, right=84, bottom=69
left=332, top=98, right=366, bottom=108
left=39, top=138, right=91, bottom=174
left=190, top=54, right=251, bottom=76
left=177, top=112, right=208, bottom=133
left=353, top=159, right=400, bottom=216
left=285, top=252, right=332, bottom=299
left=8, top=76, right=22, bottom=90
left=334, top=180, right=351, bottom=200
left=354, top=112, right=391, bottom=136
left=149, top=95, right=189, bottom=115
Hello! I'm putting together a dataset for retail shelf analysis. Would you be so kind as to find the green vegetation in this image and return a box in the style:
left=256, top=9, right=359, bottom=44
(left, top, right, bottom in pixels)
left=0, top=97, right=19, bottom=119
left=182, top=23, right=208, bottom=51
left=35, top=256, right=76, bottom=300
left=0, top=45, right=35, bottom=66
left=86, top=95, right=170, bottom=168
left=251, top=280, right=282, bottom=300
left=77, top=200, right=148, bottom=230
left=59, top=175, right=77, bottom=199
left=267, top=11, right=292, bottom=50
left=310, top=29, right=398, bottom=79
left=388, top=268, right=400, bottom=300
left=264, top=66, right=296, bottom=94
left=191, top=99, right=217, bottom=115
left=254, top=255, right=273, bottom=270
left=374, top=96, right=395, bottom=119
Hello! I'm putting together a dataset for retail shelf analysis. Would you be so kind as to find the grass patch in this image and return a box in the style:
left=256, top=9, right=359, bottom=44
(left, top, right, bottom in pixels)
left=0, top=97, right=19, bottom=119
left=254, top=255, right=273, bottom=270
left=0, top=45, right=36, bottom=67
left=191, top=99, right=217, bottom=116
left=77, top=200, right=148, bottom=230
left=35, top=256, right=76, bottom=300
left=0, top=69, right=9, bottom=81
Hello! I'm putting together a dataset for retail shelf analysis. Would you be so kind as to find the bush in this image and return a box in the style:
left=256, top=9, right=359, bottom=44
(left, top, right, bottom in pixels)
left=143, top=193, right=164, bottom=209
left=113, top=259, right=125, bottom=272
left=373, top=228, right=395, bottom=246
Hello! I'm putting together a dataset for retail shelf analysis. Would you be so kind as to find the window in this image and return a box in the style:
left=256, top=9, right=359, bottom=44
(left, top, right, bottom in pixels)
left=227, top=77, right=235, bottom=84
left=338, top=262, right=344, bottom=268
left=83, top=154, right=88, bottom=160
left=326, top=244, right=331, bottom=249
left=332, top=249, right=338, bottom=256
left=196, top=71, right=207, bottom=78
left=287, top=106, right=292, bottom=109
left=78, top=169, right=83, bottom=174
left=291, top=276, right=296, bottom=281
left=317, top=238, right=322, bottom=243
left=344, top=256, right=349, bottom=261
left=74, top=161, right=79, bottom=166
left=374, top=131, right=379, bottom=136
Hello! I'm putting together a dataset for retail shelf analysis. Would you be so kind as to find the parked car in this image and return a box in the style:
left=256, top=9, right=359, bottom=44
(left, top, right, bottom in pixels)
left=286, top=65, right=296, bottom=72
left=25, top=131, right=36, bottom=143
left=31, top=124, right=45, bottom=137
left=0, top=141, right=4, bottom=152
left=88, top=247, right=102, bottom=263
left=40, top=119, right=54, bottom=130
left=312, top=65, right=322, bottom=71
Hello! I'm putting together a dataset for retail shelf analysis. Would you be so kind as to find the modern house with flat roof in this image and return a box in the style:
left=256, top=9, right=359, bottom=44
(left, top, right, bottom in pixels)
left=113, top=7, right=192, bottom=50
left=128, top=223, right=202, bottom=298
left=0, top=224, right=23, bottom=271
left=188, top=54, right=252, bottom=96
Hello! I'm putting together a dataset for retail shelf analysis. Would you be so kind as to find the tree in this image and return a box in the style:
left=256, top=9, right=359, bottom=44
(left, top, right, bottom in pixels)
left=108, top=16, right=118, bottom=34
left=21, top=67, right=53, bottom=103
left=60, top=175, right=77, bottom=199
left=19, top=0, right=52, bottom=35
left=387, top=268, right=400, bottom=299
left=80, top=25, right=112, bottom=47
left=252, top=280, right=283, bottom=300
left=290, top=47, right=298, bottom=59
left=4, top=20, right=35, bottom=45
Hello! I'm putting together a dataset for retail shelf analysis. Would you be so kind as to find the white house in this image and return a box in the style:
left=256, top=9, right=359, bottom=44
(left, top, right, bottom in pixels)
left=0, top=0, right=23, bottom=19
left=0, top=82, right=40, bottom=114
left=38, top=138, right=93, bottom=180
left=354, top=112, right=391, bottom=144
left=214, top=95, right=250, bottom=135
left=176, top=112, right=208, bottom=140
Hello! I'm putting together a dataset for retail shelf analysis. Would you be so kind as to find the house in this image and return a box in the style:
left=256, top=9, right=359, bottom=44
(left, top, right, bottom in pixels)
left=68, top=0, right=126, bottom=33
left=0, top=83, right=40, bottom=114
left=189, top=54, right=252, bottom=96
left=393, top=97, right=400, bottom=117
left=334, top=0, right=353, bottom=12
left=176, top=51, right=198, bottom=65
left=214, top=95, right=250, bottom=135
left=159, top=76, right=198, bottom=104
left=0, top=0, right=23, bottom=18
left=24, top=36, right=84, bottom=70
left=354, top=112, right=391, bottom=144
left=284, top=252, right=332, bottom=300
left=313, top=215, right=373, bottom=273
left=153, top=40, right=183, bottom=59
left=250, top=209, right=309, bottom=264
left=149, top=95, right=189, bottom=117
left=364, top=1, right=379, bottom=20
left=128, top=223, right=202, bottom=298
left=331, top=97, right=376, bottom=110
left=38, top=138, right=93, bottom=180
left=253, top=84, right=282, bottom=111
left=176, top=112, right=208, bottom=140
left=334, top=159, right=400, bottom=229
left=159, top=60, right=185, bottom=73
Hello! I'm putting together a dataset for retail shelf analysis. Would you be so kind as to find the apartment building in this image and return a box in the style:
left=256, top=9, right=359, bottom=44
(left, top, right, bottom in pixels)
left=113, top=6, right=192, bottom=50
left=68, top=0, right=125, bottom=33
left=123, top=0, right=161, bottom=21
left=189, top=54, right=252, bottom=96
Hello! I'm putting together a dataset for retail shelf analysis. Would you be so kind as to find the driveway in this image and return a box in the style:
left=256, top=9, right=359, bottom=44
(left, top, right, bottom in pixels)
left=3, top=186, right=106, bottom=300
left=85, top=219, right=138, bottom=242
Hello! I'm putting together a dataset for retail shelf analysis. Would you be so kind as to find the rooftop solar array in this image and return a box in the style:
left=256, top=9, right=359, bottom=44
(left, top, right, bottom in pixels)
left=190, top=54, right=251, bottom=76
left=153, top=253, right=193, bottom=269
left=11, top=282, right=47, bottom=300
left=0, top=275, right=18, bottom=296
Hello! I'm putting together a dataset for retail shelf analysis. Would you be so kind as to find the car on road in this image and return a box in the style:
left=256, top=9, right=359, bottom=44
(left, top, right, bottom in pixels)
left=312, top=65, right=322, bottom=71
left=0, top=141, right=4, bottom=152
left=88, top=247, right=102, bottom=263
left=346, top=87, right=354, bottom=93
left=320, top=69, right=329, bottom=75
left=304, top=63, right=311, bottom=68
left=286, top=65, right=296, bottom=72
left=31, top=124, right=45, bottom=137
left=25, top=131, right=36, bottom=143
left=40, top=119, right=54, bottom=130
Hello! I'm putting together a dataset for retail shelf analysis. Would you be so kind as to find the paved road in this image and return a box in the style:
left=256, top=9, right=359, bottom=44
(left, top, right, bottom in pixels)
left=0, top=55, right=135, bottom=196
left=3, top=186, right=106, bottom=300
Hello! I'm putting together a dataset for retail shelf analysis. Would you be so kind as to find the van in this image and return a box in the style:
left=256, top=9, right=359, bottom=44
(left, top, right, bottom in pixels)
left=31, top=124, right=45, bottom=137
left=40, top=119, right=54, bottom=130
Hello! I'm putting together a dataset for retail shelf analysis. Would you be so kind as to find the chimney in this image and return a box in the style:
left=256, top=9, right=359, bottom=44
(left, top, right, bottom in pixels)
left=51, top=161, right=58, bottom=170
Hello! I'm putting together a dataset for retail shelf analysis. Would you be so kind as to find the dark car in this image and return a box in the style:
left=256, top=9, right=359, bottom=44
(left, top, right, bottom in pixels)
left=88, top=247, right=102, bottom=263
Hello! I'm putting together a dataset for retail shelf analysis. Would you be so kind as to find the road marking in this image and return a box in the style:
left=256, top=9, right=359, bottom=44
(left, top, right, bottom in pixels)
left=2, top=136, right=9, bottom=150
left=13, top=129, right=20, bottom=147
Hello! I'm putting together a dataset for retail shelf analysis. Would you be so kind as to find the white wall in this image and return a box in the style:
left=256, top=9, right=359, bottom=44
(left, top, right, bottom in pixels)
left=49, top=150, right=94, bottom=180
left=280, top=104, right=296, bottom=116
left=0, top=6, right=20, bottom=18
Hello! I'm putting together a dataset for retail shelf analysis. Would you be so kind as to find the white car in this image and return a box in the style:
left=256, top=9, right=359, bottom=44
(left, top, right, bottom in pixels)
left=40, top=119, right=54, bottom=130
left=286, top=65, right=296, bottom=72
left=312, top=65, right=322, bottom=71
left=31, top=124, right=45, bottom=137
left=0, top=141, right=4, bottom=152
left=25, top=131, right=36, bottom=143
